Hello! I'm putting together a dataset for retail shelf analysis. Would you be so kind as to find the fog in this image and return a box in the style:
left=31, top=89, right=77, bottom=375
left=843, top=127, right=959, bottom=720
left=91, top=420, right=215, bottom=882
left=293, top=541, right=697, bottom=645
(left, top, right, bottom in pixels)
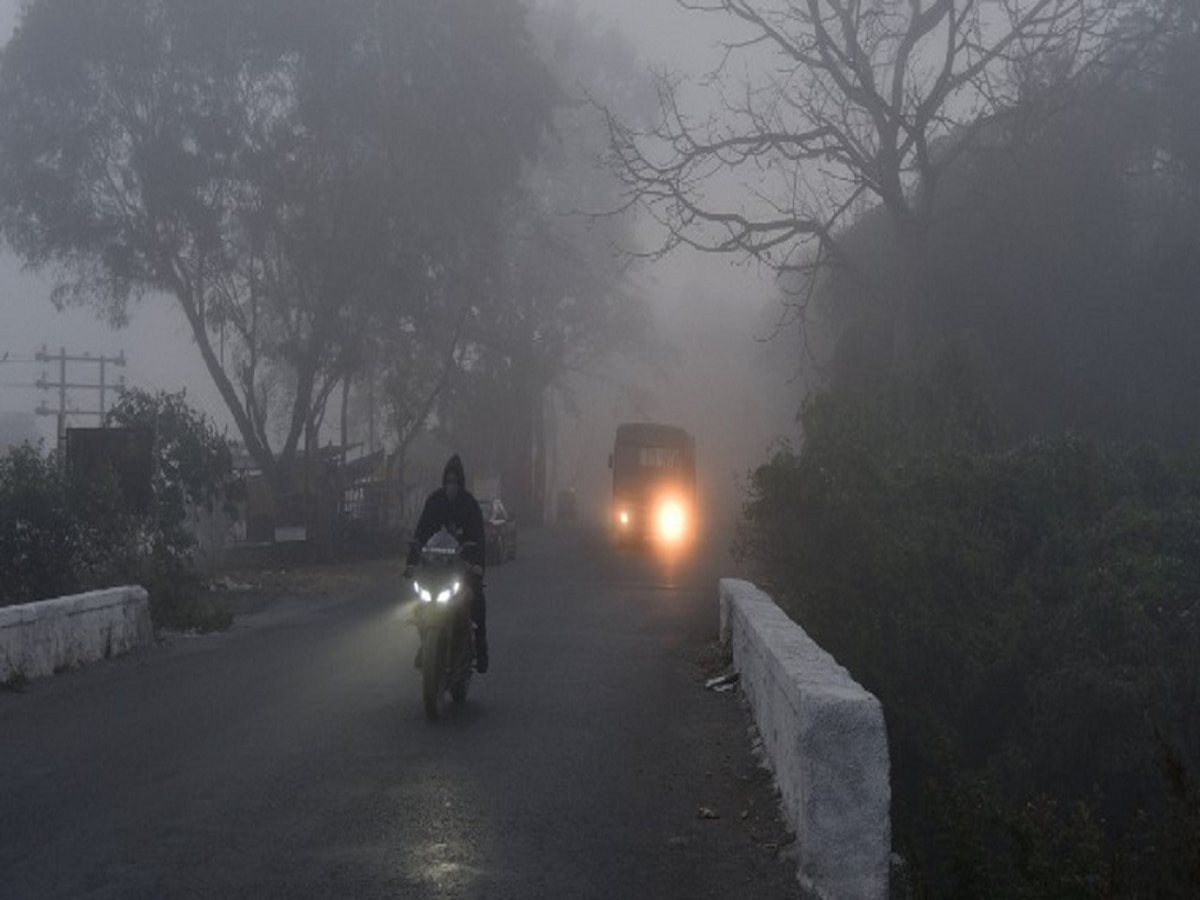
left=523, top=3, right=801, bottom=529
left=0, top=0, right=802, bottom=532
left=5, top=4, right=1200, bottom=893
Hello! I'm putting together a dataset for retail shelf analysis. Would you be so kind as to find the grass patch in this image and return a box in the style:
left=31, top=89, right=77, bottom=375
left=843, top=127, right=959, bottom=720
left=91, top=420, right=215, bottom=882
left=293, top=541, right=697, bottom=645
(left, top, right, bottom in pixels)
left=226, top=558, right=401, bottom=596
left=156, top=595, right=234, bottom=633
left=146, top=567, right=234, bottom=634
left=1, top=669, right=29, bottom=692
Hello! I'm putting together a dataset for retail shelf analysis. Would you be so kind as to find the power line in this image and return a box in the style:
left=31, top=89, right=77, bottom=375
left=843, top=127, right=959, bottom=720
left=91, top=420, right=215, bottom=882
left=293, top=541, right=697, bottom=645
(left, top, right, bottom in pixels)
left=34, top=346, right=127, bottom=446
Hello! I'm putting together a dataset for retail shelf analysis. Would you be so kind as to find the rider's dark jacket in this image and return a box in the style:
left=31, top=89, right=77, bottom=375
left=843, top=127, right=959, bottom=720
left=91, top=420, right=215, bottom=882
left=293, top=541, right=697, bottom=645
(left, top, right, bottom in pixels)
left=407, top=454, right=486, bottom=569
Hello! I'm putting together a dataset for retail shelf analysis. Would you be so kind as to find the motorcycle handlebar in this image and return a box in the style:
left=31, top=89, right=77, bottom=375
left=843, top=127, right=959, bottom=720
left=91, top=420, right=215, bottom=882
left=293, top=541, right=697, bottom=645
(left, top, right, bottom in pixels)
left=405, top=561, right=483, bottom=577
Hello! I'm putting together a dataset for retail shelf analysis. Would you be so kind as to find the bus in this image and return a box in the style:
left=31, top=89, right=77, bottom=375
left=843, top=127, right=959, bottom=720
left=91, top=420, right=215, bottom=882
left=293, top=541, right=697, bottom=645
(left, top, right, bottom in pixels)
left=608, top=422, right=696, bottom=546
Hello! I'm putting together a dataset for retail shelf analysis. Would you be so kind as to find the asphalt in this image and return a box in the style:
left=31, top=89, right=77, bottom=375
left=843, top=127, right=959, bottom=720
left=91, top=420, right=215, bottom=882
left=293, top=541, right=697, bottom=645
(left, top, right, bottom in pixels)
left=0, top=526, right=801, bottom=900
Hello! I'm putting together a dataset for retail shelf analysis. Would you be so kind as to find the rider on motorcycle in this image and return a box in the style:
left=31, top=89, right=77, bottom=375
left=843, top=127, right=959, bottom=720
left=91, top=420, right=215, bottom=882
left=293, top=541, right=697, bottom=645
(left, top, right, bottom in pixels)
left=404, top=454, right=489, bottom=672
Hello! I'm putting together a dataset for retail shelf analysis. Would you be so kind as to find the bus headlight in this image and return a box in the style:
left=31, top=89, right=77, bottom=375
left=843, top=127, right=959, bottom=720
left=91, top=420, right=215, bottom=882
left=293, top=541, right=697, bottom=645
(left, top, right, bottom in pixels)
left=656, top=499, right=687, bottom=543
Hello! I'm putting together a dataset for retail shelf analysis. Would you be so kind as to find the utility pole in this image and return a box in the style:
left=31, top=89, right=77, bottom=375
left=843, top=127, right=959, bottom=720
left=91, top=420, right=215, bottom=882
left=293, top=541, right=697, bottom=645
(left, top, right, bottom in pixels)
left=367, top=375, right=376, bottom=455
left=35, top=346, right=127, bottom=447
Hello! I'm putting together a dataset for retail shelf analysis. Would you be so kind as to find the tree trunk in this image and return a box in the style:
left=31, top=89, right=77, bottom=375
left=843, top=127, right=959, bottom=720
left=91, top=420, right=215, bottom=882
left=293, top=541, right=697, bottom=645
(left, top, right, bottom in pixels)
left=889, top=214, right=931, bottom=369
left=340, top=376, right=350, bottom=467
left=503, top=379, right=536, bottom=522
left=530, top=387, right=547, bottom=526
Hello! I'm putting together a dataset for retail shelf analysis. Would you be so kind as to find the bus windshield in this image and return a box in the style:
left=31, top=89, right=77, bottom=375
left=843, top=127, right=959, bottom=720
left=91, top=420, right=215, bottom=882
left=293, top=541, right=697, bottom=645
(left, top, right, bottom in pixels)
left=614, top=445, right=684, bottom=470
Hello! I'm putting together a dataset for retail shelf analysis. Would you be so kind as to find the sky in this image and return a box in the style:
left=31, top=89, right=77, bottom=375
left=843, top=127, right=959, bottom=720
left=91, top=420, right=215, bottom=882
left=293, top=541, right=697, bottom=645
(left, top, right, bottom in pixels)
left=0, top=0, right=784, bottom=463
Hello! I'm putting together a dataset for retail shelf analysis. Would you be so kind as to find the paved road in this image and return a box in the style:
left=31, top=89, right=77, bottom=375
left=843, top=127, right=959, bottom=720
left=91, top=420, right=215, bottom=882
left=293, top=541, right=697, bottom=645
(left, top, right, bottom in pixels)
left=1, top=528, right=799, bottom=899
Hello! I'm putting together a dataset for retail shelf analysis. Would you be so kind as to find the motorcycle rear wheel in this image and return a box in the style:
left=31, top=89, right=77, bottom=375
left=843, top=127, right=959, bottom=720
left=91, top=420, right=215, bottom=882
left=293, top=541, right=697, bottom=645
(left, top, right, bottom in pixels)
left=421, top=628, right=447, bottom=721
left=451, top=665, right=472, bottom=703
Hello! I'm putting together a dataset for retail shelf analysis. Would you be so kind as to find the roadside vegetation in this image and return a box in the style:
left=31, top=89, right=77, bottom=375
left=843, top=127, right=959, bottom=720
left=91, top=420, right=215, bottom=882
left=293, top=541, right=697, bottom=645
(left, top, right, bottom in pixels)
left=611, top=0, right=1200, bottom=894
left=0, top=389, right=236, bottom=632
left=0, top=0, right=652, bottom=526
left=739, top=382, right=1200, bottom=896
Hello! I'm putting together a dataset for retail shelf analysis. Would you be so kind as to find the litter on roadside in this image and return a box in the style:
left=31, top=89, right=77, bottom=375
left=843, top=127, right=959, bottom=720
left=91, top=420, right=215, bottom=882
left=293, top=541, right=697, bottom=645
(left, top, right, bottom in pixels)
left=206, top=576, right=254, bottom=593
left=704, top=671, right=740, bottom=691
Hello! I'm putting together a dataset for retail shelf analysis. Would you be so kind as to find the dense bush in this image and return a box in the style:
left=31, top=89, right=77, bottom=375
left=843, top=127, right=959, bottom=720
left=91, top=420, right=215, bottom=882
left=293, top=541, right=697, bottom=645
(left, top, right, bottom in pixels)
left=0, top=390, right=236, bottom=632
left=0, top=444, right=139, bottom=607
left=107, top=389, right=237, bottom=631
left=735, top=8, right=1200, bottom=895
left=738, top=356, right=1200, bottom=898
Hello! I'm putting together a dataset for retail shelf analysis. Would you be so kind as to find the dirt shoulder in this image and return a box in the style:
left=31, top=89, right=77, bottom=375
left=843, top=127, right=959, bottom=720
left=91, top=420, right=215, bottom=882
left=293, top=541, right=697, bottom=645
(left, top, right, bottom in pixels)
left=201, top=556, right=405, bottom=619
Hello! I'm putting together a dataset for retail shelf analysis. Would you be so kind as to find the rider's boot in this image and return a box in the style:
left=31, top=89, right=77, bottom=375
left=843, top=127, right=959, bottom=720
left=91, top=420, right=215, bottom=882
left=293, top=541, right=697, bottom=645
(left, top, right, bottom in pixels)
left=475, top=631, right=489, bottom=674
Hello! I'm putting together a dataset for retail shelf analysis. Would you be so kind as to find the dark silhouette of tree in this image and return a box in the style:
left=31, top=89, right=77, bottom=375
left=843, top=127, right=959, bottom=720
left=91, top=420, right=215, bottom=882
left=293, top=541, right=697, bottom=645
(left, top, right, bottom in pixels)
left=607, top=0, right=1148, bottom=359
left=817, top=0, right=1200, bottom=444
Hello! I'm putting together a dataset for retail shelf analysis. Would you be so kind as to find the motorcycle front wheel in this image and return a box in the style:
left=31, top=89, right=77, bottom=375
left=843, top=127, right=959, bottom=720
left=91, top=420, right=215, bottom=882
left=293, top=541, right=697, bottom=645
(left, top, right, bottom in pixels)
left=421, top=627, right=447, bottom=722
left=451, top=644, right=472, bottom=704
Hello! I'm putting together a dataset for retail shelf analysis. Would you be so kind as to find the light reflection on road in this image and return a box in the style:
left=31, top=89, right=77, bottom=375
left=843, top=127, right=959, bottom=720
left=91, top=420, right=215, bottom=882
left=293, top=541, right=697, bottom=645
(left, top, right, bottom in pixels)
left=393, top=767, right=492, bottom=894
left=407, top=840, right=487, bottom=891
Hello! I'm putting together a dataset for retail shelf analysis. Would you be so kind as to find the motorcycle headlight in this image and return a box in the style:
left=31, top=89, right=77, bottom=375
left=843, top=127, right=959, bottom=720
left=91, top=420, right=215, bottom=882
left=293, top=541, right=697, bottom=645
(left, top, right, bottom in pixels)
left=415, top=582, right=434, bottom=603
left=436, top=588, right=453, bottom=605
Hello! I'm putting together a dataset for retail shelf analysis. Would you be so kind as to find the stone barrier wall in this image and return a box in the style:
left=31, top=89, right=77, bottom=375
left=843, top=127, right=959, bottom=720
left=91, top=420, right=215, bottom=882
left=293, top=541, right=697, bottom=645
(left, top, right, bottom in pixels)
left=720, top=578, right=890, bottom=900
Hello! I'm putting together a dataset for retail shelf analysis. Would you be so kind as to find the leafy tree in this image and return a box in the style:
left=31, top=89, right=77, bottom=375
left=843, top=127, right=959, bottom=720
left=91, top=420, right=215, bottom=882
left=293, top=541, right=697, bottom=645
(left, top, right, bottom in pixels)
left=105, top=388, right=237, bottom=628
left=106, top=388, right=235, bottom=536
left=0, top=0, right=555, bottom=497
left=444, top=2, right=657, bottom=519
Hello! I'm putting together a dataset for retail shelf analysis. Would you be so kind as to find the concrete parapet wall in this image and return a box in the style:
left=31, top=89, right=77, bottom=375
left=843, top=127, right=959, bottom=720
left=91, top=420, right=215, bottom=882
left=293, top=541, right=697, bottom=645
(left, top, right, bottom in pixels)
left=0, top=587, right=153, bottom=682
left=720, top=578, right=890, bottom=900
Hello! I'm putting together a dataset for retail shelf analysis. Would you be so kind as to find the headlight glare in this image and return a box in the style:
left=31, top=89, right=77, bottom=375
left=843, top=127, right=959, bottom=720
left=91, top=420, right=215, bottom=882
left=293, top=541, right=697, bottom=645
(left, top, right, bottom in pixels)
left=656, top=499, right=688, bottom=543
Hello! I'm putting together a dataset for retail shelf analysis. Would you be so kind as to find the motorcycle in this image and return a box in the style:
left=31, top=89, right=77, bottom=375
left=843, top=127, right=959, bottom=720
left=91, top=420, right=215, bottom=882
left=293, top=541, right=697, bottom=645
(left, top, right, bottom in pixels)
left=408, top=528, right=478, bottom=721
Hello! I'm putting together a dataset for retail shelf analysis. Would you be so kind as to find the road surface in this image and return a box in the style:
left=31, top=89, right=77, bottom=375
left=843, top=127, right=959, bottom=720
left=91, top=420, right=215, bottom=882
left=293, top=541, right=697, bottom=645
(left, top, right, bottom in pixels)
left=1, top=527, right=800, bottom=899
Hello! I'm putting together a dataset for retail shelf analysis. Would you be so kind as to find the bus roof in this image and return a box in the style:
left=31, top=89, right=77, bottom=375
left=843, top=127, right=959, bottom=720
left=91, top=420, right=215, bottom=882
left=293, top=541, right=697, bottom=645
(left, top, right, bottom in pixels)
left=614, top=422, right=694, bottom=447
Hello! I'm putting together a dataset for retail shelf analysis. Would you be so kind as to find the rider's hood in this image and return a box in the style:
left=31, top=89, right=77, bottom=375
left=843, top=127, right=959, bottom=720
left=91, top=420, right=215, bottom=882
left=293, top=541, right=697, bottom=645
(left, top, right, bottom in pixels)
left=443, top=454, right=465, bottom=489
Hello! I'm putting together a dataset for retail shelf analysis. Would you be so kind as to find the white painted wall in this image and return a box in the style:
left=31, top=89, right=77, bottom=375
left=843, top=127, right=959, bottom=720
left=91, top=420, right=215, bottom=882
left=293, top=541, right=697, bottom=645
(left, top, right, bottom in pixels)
left=720, top=578, right=891, bottom=900
left=0, top=586, right=153, bottom=682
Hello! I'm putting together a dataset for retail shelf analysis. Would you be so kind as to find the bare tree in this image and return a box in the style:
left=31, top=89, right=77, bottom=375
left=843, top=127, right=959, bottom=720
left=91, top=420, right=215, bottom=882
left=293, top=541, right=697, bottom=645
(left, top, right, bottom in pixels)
left=607, top=0, right=1146, bottom=348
